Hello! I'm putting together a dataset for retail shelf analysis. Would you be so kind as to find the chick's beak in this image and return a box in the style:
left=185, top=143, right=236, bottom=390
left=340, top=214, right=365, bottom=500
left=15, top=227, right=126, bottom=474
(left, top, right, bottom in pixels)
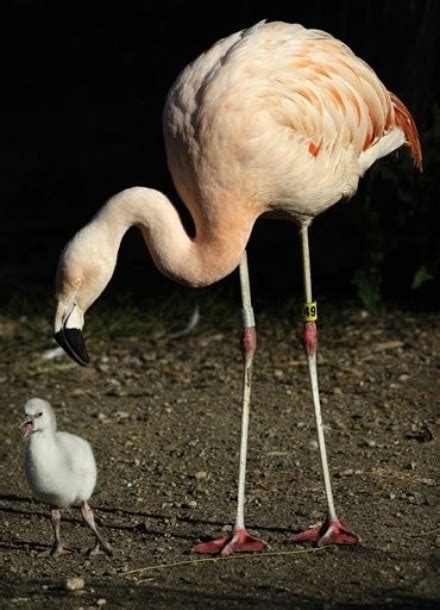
left=20, top=415, right=34, bottom=438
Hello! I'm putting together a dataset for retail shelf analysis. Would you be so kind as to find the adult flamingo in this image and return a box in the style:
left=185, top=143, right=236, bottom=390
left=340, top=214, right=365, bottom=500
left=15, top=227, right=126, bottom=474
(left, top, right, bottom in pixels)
left=54, top=22, right=422, bottom=556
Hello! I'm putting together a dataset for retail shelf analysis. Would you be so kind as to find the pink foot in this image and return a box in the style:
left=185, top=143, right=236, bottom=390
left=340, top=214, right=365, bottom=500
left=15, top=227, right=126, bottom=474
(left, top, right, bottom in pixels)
left=191, top=527, right=267, bottom=557
left=291, top=516, right=360, bottom=546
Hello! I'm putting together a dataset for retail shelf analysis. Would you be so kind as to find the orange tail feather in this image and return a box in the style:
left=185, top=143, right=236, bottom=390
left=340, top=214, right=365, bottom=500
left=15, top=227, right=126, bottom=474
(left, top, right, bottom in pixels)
left=389, top=92, right=423, bottom=171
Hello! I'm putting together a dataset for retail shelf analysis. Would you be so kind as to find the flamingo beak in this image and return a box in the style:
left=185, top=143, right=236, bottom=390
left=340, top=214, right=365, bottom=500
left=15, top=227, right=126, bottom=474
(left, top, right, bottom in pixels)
left=54, top=328, right=90, bottom=366
left=54, top=303, right=90, bottom=367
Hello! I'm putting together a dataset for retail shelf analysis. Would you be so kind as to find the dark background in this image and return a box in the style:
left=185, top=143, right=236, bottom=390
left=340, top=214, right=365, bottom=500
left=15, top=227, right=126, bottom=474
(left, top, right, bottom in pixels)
left=3, top=0, right=440, bottom=312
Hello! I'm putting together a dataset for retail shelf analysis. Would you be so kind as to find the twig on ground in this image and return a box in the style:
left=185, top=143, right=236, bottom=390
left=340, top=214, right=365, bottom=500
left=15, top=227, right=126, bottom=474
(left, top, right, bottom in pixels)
left=121, top=546, right=329, bottom=576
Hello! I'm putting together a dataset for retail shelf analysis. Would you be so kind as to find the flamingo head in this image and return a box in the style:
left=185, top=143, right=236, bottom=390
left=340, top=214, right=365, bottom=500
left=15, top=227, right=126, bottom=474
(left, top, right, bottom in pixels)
left=54, top=226, right=117, bottom=366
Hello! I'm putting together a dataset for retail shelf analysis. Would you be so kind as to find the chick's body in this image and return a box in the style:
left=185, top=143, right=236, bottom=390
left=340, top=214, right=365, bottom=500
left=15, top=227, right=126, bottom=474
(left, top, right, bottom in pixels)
left=25, top=431, right=97, bottom=509
left=21, top=398, right=112, bottom=557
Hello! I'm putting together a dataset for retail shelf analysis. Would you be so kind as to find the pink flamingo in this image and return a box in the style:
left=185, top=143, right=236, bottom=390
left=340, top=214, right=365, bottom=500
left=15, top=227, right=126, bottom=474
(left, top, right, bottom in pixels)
left=54, top=22, right=422, bottom=555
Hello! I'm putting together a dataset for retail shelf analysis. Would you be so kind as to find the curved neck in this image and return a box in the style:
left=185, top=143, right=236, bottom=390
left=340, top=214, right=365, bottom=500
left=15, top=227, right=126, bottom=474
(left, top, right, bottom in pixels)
left=93, top=187, right=255, bottom=287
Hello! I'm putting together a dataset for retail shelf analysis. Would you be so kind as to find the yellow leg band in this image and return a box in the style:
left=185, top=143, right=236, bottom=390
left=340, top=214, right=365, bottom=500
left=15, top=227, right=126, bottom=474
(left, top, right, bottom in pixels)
left=303, top=301, right=318, bottom=322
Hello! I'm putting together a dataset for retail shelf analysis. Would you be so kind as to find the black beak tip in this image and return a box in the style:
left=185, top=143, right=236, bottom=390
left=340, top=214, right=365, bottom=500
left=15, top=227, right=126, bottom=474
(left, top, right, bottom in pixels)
left=54, top=329, right=90, bottom=367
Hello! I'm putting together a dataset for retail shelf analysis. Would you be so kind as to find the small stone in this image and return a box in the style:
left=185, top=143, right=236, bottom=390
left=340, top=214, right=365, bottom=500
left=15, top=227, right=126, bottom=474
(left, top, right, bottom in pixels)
left=65, top=577, right=85, bottom=591
left=404, top=462, right=416, bottom=470
left=103, top=568, right=116, bottom=576
left=187, top=500, right=197, bottom=509
left=195, top=471, right=207, bottom=480
left=389, top=492, right=396, bottom=500
left=97, top=412, right=111, bottom=423
left=364, top=439, right=376, bottom=448
left=116, top=411, right=130, bottom=420
left=96, top=600, right=107, bottom=607
left=407, top=492, right=426, bottom=505
left=308, top=439, right=319, bottom=450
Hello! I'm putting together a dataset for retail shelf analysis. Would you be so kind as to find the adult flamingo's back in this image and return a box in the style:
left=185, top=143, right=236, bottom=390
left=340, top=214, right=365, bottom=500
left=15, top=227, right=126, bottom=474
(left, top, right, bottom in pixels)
left=54, top=21, right=421, bottom=554
left=164, top=21, right=421, bottom=228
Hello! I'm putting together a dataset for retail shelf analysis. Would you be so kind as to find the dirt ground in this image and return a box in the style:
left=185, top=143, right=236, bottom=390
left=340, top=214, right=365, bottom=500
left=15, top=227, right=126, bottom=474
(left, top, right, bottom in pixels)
left=0, top=299, right=439, bottom=609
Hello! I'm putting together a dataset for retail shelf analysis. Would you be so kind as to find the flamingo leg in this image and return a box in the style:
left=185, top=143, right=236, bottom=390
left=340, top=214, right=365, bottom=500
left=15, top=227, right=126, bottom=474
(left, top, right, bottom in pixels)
left=291, top=223, right=359, bottom=546
left=38, top=507, right=75, bottom=557
left=192, top=251, right=267, bottom=556
left=80, top=501, right=113, bottom=556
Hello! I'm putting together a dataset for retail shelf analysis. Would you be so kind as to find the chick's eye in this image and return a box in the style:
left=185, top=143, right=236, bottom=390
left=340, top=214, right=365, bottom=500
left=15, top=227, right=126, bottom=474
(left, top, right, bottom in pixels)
left=37, top=412, right=43, bottom=417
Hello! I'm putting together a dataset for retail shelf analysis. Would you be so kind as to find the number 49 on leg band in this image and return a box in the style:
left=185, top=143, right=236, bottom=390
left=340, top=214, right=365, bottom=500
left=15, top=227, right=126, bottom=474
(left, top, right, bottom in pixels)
left=303, top=301, right=317, bottom=322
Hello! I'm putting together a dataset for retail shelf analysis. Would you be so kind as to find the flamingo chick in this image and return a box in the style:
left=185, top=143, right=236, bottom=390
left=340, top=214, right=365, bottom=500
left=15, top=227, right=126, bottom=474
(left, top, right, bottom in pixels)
left=53, top=21, right=421, bottom=555
left=20, top=398, right=112, bottom=557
